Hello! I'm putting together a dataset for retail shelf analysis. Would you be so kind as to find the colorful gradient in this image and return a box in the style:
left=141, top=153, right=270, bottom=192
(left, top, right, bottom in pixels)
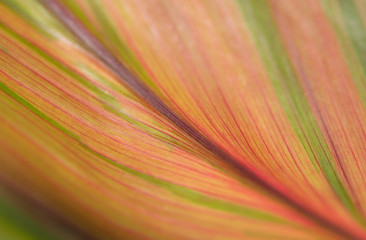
left=1, top=0, right=366, bottom=239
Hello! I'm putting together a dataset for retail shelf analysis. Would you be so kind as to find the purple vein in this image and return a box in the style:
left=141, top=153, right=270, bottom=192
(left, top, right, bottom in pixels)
left=41, top=0, right=363, bottom=239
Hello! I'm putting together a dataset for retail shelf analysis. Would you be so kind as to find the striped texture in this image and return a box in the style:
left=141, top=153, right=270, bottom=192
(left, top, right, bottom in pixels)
left=0, top=0, right=366, bottom=239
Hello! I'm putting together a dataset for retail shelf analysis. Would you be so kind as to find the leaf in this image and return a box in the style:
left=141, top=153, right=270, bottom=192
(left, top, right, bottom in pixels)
left=0, top=0, right=366, bottom=239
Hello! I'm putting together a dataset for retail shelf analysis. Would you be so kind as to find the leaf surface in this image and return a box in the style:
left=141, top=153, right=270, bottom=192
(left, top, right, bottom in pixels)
left=0, top=0, right=366, bottom=239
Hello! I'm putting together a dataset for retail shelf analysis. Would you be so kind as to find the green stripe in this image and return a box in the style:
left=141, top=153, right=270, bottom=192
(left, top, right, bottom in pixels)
left=321, top=0, right=366, bottom=106
left=0, top=23, right=168, bottom=137
left=0, top=80, right=304, bottom=227
left=61, top=0, right=160, bottom=93
left=0, top=81, right=80, bottom=141
left=237, top=0, right=358, bottom=220
left=1, top=1, right=182, bottom=156
left=0, top=0, right=75, bottom=40
left=0, top=22, right=127, bottom=100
